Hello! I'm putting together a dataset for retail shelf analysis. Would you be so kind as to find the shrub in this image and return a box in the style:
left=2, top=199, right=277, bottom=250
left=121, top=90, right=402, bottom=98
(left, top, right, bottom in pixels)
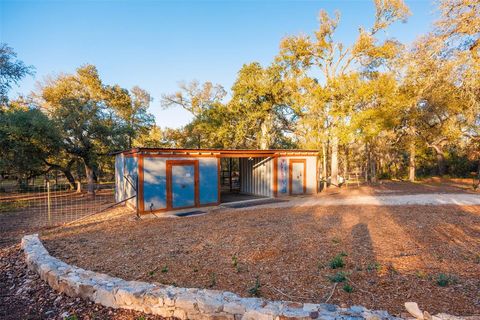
left=331, top=237, right=341, bottom=244
left=161, top=265, right=168, bottom=273
left=367, top=262, right=381, bottom=272
left=343, top=283, right=353, bottom=293
left=232, top=254, right=241, bottom=273
left=328, top=271, right=347, bottom=283
left=329, top=254, right=345, bottom=269
left=248, top=276, right=261, bottom=297
left=436, top=273, right=456, bottom=287
left=209, top=272, right=216, bottom=288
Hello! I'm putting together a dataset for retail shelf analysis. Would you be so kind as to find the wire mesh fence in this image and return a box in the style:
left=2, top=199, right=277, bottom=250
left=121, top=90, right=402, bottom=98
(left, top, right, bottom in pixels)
left=0, top=173, right=116, bottom=242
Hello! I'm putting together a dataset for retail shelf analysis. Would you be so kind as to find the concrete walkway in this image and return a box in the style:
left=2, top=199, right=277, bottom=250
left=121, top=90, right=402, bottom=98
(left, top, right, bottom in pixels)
left=244, top=193, right=480, bottom=210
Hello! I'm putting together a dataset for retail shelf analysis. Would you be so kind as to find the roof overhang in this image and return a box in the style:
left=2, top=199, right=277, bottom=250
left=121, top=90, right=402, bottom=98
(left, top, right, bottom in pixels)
left=113, top=148, right=319, bottom=158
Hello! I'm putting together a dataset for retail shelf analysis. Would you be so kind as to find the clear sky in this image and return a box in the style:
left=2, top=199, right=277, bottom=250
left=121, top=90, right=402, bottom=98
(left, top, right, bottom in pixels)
left=1, top=0, right=438, bottom=128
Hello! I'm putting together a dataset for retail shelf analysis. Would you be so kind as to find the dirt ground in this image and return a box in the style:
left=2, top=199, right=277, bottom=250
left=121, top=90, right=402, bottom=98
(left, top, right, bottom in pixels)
left=0, top=244, right=168, bottom=320
left=41, top=182, right=480, bottom=317
left=2, top=180, right=479, bottom=318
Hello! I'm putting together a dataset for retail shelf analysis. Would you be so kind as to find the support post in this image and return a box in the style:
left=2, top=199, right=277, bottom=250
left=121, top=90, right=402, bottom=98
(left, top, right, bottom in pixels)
left=47, top=181, right=51, bottom=223
left=135, top=175, right=140, bottom=219
left=229, top=158, right=233, bottom=192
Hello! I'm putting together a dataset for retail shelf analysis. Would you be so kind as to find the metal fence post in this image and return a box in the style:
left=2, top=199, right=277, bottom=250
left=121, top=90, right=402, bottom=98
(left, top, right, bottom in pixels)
left=47, top=181, right=52, bottom=224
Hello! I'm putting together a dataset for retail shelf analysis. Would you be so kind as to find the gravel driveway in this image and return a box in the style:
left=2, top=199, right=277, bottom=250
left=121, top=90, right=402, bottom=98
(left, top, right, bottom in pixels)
left=245, top=193, right=480, bottom=210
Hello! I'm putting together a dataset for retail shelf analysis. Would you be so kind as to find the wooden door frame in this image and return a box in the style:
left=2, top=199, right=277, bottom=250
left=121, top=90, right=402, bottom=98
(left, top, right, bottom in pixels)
left=166, top=160, right=200, bottom=210
left=289, top=159, right=307, bottom=195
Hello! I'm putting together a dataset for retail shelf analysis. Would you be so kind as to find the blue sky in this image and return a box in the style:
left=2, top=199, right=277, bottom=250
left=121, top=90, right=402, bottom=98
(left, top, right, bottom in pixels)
left=1, top=0, right=437, bottom=128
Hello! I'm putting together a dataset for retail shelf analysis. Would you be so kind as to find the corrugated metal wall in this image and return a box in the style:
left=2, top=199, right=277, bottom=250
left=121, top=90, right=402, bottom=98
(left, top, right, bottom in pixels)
left=239, top=157, right=273, bottom=197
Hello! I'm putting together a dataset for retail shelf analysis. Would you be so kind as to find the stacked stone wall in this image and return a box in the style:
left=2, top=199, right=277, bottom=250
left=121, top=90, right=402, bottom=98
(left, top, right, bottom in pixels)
left=22, top=234, right=399, bottom=320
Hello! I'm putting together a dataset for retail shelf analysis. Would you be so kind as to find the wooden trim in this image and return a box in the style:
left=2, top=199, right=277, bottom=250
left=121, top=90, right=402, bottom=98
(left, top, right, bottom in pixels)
left=138, top=154, right=144, bottom=212
left=132, top=147, right=319, bottom=153
left=138, top=201, right=219, bottom=215
left=141, top=154, right=218, bottom=158
left=166, top=160, right=199, bottom=210
left=217, top=157, right=221, bottom=204
left=124, top=154, right=136, bottom=158
left=289, top=159, right=307, bottom=195
left=218, top=153, right=276, bottom=158
left=273, top=156, right=278, bottom=197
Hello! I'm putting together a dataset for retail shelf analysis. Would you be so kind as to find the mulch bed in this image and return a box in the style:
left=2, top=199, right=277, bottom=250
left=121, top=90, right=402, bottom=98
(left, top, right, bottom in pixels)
left=0, top=244, right=171, bottom=320
left=42, top=203, right=480, bottom=317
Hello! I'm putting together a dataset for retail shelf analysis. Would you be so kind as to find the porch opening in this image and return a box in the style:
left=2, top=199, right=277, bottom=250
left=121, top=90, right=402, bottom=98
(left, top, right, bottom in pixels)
left=219, top=156, right=273, bottom=203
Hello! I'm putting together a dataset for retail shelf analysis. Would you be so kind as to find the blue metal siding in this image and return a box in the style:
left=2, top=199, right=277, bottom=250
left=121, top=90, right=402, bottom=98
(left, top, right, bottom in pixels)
left=115, top=154, right=138, bottom=206
left=142, top=157, right=218, bottom=211
left=199, top=158, right=218, bottom=204
left=114, top=155, right=124, bottom=203
left=124, top=156, right=138, bottom=206
left=143, top=157, right=167, bottom=211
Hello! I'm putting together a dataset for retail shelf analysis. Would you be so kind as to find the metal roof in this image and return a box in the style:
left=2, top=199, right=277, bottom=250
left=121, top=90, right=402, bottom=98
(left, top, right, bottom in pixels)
left=114, top=147, right=319, bottom=156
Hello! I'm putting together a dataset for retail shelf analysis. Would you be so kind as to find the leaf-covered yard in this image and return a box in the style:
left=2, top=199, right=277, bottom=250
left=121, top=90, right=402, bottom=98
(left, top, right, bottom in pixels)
left=42, top=185, right=480, bottom=316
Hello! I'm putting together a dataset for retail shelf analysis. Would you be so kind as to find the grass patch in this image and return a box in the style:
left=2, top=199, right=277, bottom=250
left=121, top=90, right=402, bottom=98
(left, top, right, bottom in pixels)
left=209, top=272, right=217, bottom=288
left=232, top=254, right=241, bottom=273
left=328, top=271, right=347, bottom=283
left=436, top=273, right=456, bottom=287
left=331, top=237, right=341, bottom=244
left=0, top=200, right=28, bottom=213
left=248, top=276, right=262, bottom=297
left=342, top=283, right=353, bottom=293
left=367, top=262, right=382, bottom=272
left=329, top=253, right=346, bottom=269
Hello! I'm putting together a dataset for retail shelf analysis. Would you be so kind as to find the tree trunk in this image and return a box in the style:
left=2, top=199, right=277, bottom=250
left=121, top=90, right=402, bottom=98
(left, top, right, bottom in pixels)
left=409, top=142, right=416, bottom=182
left=477, top=160, right=480, bottom=180
left=366, top=142, right=371, bottom=183
left=259, top=113, right=273, bottom=150
left=430, top=144, right=446, bottom=176
left=322, top=142, right=327, bottom=191
left=62, top=169, right=76, bottom=189
left=331, top=135, right=339, bottom=187
left=343, top=147, right=349, bottom=182
left=371, top=159, right=377, bottom=183
left=84, top=161, right=96, bottom=196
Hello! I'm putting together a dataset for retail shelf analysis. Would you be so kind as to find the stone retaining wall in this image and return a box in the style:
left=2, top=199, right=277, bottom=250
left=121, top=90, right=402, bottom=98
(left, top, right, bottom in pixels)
left=22, top=234, right=399, bottom=320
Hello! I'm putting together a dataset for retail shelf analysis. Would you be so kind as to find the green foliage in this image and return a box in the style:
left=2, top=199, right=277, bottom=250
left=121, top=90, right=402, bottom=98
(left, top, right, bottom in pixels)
left=367, top=262, right=382, bottom=272
left=2, top=0, right=480, bottom=186
left=0, top=200, right=28, bottom=213
left=232, top=254, right=241, bottom=273
left=436, top=273, right=456, bottom=287
left=0, top=104, right=62, bottom=178
left=209, top=272, right=217, bottom=288
left=328, top=271, right=347, bottom=283
left=331, top=237, right=341, bottom=244
left=161, top=265, right=168, bottom=273
left=342, top=283, right=353, bottom=293
left=329, top=254, right=346, bottom=269
left=0, top=43, right=34, bottom=106
left=248, top=276, right=262, bottom=297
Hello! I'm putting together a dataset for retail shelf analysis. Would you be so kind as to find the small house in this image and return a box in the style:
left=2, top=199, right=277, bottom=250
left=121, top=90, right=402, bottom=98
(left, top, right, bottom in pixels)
left=115, top=148, right=319, bottom=214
